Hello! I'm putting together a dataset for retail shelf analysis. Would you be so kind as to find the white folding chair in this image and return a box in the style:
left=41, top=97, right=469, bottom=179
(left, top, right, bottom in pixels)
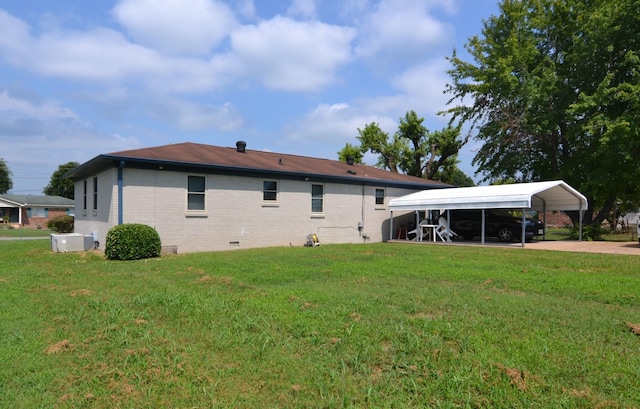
left=435, top=217, right=457, bottom=242
left=407, top=220, right=431, bottom=241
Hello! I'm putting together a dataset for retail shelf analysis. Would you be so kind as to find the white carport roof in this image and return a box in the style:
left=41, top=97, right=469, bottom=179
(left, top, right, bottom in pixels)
left=389, top=180, right=588, bottom=212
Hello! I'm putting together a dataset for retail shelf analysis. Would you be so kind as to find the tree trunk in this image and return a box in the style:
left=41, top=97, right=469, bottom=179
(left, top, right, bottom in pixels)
left=566, top=194, right=616, bottom=228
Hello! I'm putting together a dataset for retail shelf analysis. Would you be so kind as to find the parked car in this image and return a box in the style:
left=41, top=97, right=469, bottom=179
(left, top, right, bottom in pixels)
left=448, top=209, right=545, bottom=242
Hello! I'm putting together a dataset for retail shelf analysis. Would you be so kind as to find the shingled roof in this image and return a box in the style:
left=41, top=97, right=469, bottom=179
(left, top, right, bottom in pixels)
left=0, top=195, right=74, bottom=207
left=66, top=142, right=451, bottom=189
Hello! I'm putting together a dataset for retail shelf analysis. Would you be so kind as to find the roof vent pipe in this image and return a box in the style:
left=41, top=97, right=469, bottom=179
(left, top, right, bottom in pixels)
left=236, top=141, right=246, bottom=153
left=346, top=156, right=354, bottom=165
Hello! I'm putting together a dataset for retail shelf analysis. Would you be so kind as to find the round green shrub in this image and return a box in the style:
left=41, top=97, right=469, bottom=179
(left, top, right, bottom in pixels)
left=47, top=215, right=74, bottom=233
left=105, top=223, right=161, bottom=260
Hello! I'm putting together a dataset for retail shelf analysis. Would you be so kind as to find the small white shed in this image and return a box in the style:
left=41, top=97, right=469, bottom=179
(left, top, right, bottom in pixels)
left=388, top=180, right=588, bottom=246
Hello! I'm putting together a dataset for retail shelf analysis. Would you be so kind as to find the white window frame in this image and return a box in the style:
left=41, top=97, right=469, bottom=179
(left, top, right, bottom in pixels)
left=311, top=183, right=324, bottom=215
left=375, top=188, right=386, bottom=207
left=186, top=175, right=207, bottom=214
left=262, top=180, right=279, bottom=206
left=30, top=207, right=47, bottom=218
left=92, top=177, right=98, bottom=216
left=83, top=180, right=88, bottom=215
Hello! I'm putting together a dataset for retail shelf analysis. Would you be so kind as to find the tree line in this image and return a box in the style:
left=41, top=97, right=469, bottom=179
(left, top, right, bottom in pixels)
left=0, top=158, right=78, bottom=199
left=338, top=110, right=474, bottom=187
left=342, top=0, right=639, bottom=227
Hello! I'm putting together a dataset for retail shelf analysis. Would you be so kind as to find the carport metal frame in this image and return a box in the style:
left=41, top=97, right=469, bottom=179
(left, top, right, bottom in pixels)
left=388, top=180, right=588, bottom=247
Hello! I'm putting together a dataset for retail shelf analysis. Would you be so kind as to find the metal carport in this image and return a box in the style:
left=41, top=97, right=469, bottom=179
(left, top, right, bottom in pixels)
left=388, top=180, right=588, bottom=246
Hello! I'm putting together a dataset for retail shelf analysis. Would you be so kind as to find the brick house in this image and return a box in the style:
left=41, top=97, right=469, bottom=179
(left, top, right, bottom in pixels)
left=65, top=141, right=449, bottom=253
left=0, top=195, right=74, bottom=229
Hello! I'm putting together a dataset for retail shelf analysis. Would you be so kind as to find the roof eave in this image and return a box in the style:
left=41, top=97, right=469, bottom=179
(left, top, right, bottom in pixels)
left=0, top=198, right=24, bottom=207
left=66, top=154, right=452, bottom=190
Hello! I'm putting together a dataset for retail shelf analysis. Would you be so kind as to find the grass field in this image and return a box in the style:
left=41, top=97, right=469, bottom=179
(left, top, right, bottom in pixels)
left=1, top=239, right=640, bottom=408
left=0, top=227, right=53, bottom=238
left=544, top=226, right=638, bottom=243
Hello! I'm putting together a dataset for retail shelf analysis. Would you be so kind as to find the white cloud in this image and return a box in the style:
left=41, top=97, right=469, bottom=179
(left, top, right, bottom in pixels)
left=231, top=16, right=356, bottom=91
left=0, top=90, right=80, bottom=122
left=337, top=0, right=371, bottom=21
left=0, top=11, right=240, bottom=93
left=355, top=0, right=454, bottom=60
left=287, top=0, right=317, bottom=19
left=232, top=0, right=257, bottom=19
left=112, top=0, right=237, bottom=56
left=358, top=57, right=452, bottom=119
left=0, top=90, right=140, bottom=193
left=283, top=102, right=396, bottom=155
left=0, top=10, right=35, bottom=66
left=145, top=97, right=245, bottom=131
left=280, top=57, right=457, bottom=162
left=0, top=8, right=355, bottom=94
left=36, top=28, right=164, bottom=81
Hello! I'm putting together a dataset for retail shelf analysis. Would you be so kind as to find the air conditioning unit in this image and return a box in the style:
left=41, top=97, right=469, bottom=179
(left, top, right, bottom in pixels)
left=51, top=233, right=93, bottom=252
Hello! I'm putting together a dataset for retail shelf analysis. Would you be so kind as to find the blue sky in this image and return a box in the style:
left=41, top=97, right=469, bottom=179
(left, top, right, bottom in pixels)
left=0, top=0, right=499, bottom=194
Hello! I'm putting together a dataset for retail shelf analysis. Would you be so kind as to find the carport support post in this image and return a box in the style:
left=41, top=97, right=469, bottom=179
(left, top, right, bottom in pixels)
left=481, top=209, right=486, bottom=244
left=579, top=209, right=583, bottom=242
left=389, top=211, right=393, bottom=241
left=521, top=209, right=526, bottom=247
left=542, top=200, right=547, bottom=240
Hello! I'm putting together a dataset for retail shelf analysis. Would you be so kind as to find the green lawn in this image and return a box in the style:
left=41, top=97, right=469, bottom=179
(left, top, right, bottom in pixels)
left=1, top=240, right=640, bottom=408
left=0, top=227, right=53, bottom=238
left=545, top=226, right=638, bottom=242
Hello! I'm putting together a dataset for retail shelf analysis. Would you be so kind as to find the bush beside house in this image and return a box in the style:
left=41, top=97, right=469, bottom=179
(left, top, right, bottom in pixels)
left=105, top=224, right=161, bottom=261
left=47, top=215, right=74, bottom=233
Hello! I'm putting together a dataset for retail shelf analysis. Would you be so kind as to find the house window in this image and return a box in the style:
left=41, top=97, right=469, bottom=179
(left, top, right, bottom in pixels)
left=263, top=180, right=278, bottom=202
left=92, top=177, right=98, bottom=211
left=29, top=208, right=47, bottom=218
left=83, top=180, right=88, bottom=210
left=187, top=175, right=206, bottom=211
left=375, top=188, right=385, bottom=206
left=311, top=184, right=324, bottom=213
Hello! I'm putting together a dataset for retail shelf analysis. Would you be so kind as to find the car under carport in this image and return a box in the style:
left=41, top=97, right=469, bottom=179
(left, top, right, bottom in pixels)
left=388, top=180, right=589, bottom=247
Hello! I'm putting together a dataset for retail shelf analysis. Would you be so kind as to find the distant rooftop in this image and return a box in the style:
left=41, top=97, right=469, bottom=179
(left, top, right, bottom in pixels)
left=0, top=194, right=74, bottom=207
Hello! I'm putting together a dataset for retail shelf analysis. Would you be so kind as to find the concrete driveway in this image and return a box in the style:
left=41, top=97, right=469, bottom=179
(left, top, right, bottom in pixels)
left=394, top=238, right=640, bottom=255
left=523, top=240, right=640, bottom=255
left=446, top=239, right=640, bottom=255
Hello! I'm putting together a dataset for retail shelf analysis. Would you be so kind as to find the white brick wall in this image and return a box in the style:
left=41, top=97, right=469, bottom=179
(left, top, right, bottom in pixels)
left=74, top=167, right=419, bottom=253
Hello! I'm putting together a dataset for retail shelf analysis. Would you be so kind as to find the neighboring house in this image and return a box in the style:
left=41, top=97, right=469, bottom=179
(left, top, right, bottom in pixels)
left=65, top=141, right=449, bottom=253
left=0, top=195, right=74, bottom=229
left=543, top=211, right=573, bottom=228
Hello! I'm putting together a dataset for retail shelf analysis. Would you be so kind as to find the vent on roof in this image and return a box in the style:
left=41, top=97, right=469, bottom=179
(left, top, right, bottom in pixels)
left=346, top=156, right=354, bottom=165
left=236, top=141, right=246, bottom=153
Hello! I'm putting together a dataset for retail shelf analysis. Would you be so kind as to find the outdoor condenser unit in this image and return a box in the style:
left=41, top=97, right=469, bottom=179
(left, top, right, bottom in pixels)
left=50, top=233, right=94, bottom=252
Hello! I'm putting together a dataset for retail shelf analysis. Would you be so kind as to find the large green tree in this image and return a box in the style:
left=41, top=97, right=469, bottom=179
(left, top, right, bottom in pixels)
left=339, top=110, right=471, bottom=185
left=0, top=158, right=12, bottom=194
left=43, top=162, right=79, bottom=199
left=445, top=0, right=640, bottom=225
